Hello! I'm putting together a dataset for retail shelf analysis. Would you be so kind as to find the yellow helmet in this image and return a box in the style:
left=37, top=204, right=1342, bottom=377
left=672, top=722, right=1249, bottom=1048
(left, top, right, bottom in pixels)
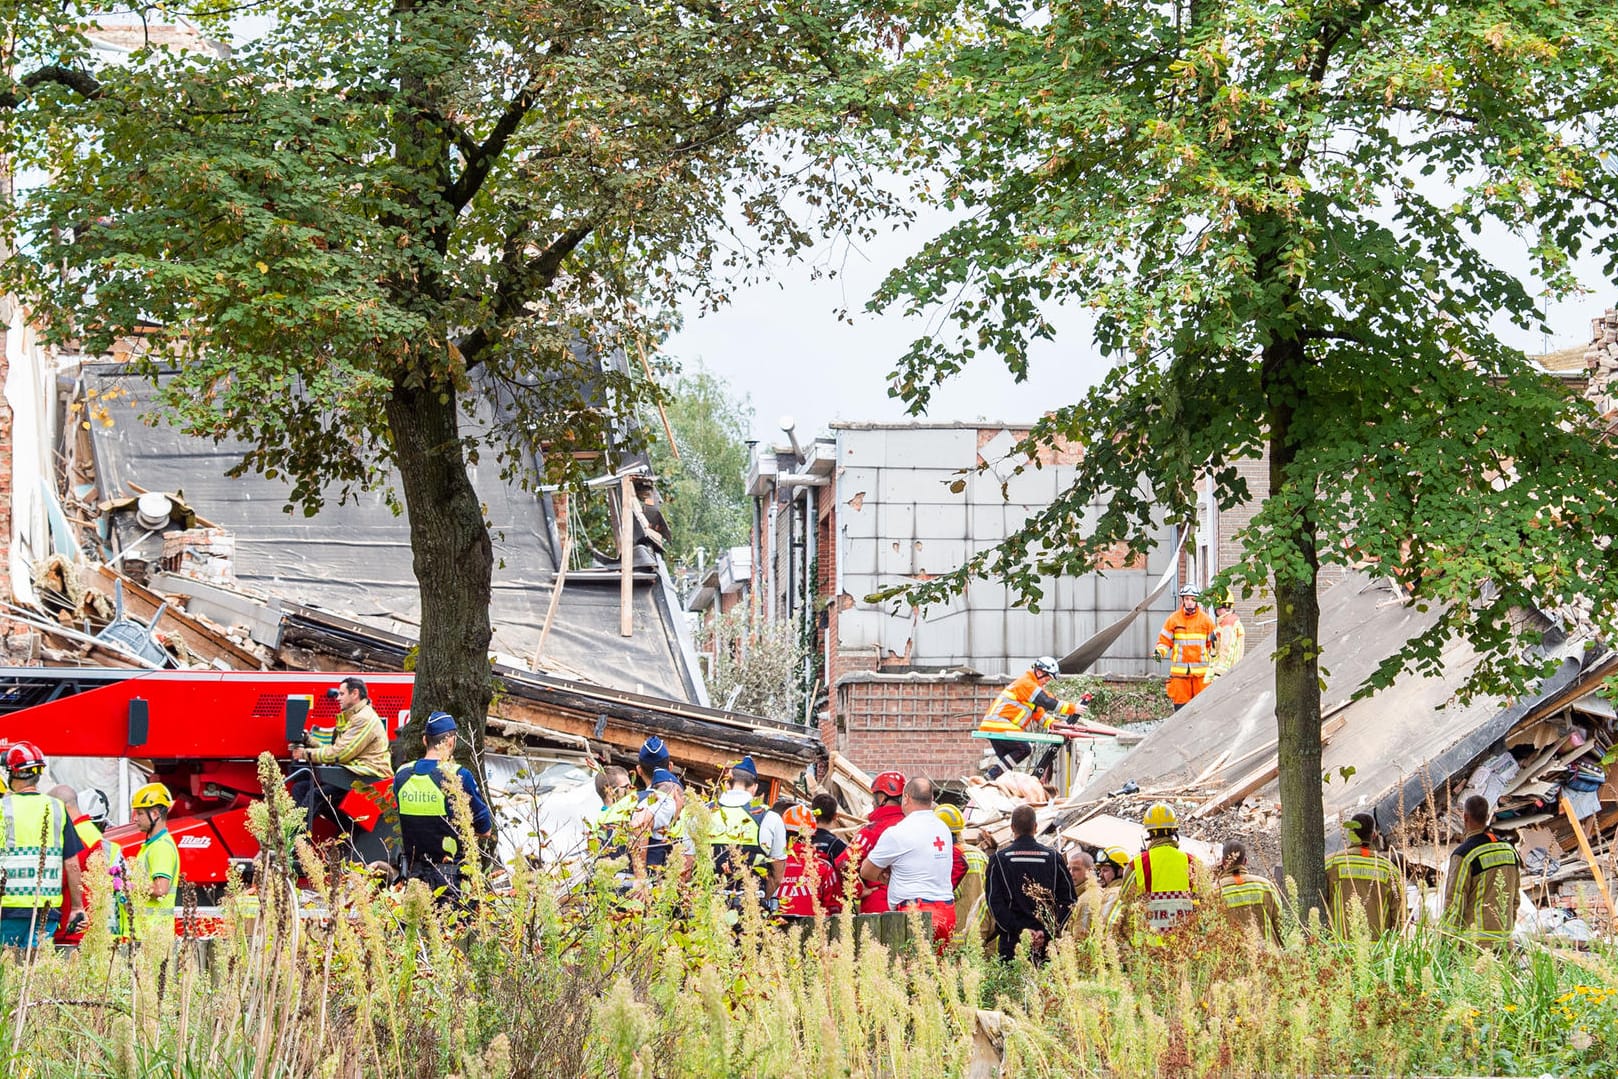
left=1142, top=801, right=1178, bottom=833
left=131, top=782, right=174, bottom=811
left=934, top=803, right=965, bottom=836
left=1099, top=846, right=1132, bottom=873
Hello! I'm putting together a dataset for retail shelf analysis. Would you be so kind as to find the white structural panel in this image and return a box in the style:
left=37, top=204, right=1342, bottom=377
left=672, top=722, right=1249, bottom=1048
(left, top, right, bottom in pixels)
left=833, top=424, right=1178, bottom=677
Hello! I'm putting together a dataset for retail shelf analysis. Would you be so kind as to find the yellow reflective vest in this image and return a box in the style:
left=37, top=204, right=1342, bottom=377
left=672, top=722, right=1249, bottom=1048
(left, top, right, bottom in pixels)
left=1, top=792, right=68, bottom=910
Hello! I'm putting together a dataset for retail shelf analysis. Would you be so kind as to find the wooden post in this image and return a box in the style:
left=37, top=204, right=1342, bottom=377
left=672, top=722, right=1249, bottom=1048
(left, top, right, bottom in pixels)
left=533, top=492, right=571, bottom=669
left=620, top=474, right=635, bottom=637
left=1560, top=795, right=1617, bottom=924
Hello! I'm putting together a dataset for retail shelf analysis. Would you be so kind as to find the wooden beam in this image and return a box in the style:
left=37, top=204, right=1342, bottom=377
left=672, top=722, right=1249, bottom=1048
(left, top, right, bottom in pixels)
left=1560, top=794, right=1617, bottom=925
left=492, top=692, right=813, bottom=783
left=534, top=490, right=571, bottom=669
left=80, top=565, right=264, bottom=669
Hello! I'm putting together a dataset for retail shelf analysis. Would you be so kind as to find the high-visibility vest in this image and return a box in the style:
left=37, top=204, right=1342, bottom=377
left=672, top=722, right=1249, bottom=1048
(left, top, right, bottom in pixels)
left=134, top=829, right=180, bottom=925
left=590, top=794, right=638, bottom=857
left=1, top=792, right=67, bottom=910
left=1325, top=847, right=1402, bottom=935
left=1133, top=844, right=1195, bottom=933
left=396, top=765, right=465, bottom=862
left=709, top=802, right=768, bottom=879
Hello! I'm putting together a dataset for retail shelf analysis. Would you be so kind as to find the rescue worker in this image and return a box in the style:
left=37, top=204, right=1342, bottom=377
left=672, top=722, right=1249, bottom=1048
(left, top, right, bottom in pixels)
left=977, top=657, right=1091, bottom=772
left=776, top=804, right=838, bottom=918
left=289, top=676, right=391, bottom=832
left=1442, top=794, right=1521, bottom=946
left=392, top=712, right=494, bottom=906
left=1155, top=587, right=1216, bottom=709
left=936, top=803, right=987, bottom=942
left=1096, top=845, right=1130, bottom=926
left=710, top=757, right=787, bottom=905
left=1204, top=592, right=1246, bottom=685
left=1215, top=840, right=1282, bottom=945
left=1111, top=802, right=1198, bottom=939
left=0, top=743, right=85, bottom=949
left=851, top=771, right=907, bottom=913
left=51, top=786, right=120, bottom=948
left=1325, top=813, right=1406, bottom=937
left=861, top=778, right=958, bottom=947
left=1066, top=850, right=1104, bottom=936
left=129, top=782, right=181, bottom=941
left=984, top=804, right=1075, bottom=962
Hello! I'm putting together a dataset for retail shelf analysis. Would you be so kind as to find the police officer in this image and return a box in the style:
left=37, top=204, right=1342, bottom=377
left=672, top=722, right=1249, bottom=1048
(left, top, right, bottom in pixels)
left=0, top=742, right=85, bottom=949
left=392, top=712, right=493, bottom=905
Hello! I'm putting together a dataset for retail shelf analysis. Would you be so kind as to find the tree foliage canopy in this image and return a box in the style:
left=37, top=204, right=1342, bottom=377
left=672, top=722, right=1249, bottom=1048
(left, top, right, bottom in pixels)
left=867, top=0, right=1618, bottom=900
left=648, top=364, right=755, bottom=570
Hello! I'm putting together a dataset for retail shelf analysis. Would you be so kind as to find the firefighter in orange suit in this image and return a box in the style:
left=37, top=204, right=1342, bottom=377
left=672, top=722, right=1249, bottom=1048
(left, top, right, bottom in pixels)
left=977, top=657, right=1090, bottom=771
left=1155, top=586, right=1216, bottom=710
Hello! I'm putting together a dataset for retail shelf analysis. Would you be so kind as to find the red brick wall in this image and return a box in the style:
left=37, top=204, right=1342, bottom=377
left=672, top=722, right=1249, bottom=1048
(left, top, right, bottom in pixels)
left=835, top=675, right=1005, bottom=778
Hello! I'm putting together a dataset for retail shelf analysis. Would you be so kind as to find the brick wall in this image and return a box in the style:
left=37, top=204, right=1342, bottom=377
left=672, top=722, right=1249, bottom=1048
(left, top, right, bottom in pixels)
left=835, top=674, right=1006, bottom=778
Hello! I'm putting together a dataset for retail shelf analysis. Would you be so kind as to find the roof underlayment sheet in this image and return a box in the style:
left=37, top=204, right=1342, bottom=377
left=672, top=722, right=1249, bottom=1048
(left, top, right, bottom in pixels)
left=83, top=366, right=699, bottom=703
left=1079, top=572, right=1602, bottom=828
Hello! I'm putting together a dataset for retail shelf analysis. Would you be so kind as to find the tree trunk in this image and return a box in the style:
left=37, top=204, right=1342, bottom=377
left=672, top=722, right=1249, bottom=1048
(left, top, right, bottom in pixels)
left=1263, top=333, right=1326, bottom=918
left=385, top=377, right=495, bottom=776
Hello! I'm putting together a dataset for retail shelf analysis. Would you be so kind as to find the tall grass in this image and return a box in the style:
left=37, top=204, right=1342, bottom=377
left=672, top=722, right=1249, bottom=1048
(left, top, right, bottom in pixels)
left=1, top=759, right=1614, bottom=1076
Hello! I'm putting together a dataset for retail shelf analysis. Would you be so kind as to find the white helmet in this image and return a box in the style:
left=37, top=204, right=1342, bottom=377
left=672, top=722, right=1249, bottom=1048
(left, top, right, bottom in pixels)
left=1178, top=585, right=1200, bottom=598
left=1032, top=656, right=1060, bottom=676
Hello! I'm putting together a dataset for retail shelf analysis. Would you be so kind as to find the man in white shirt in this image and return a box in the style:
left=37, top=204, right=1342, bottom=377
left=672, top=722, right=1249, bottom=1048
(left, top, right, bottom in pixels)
left=861, top=777, right=957, bottom=945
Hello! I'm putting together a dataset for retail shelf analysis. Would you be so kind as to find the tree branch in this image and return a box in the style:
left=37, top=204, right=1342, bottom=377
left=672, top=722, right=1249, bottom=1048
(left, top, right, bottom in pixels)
left=0, top=64, right=103, bottom=109
left=457, top=222, right=596, bottom=368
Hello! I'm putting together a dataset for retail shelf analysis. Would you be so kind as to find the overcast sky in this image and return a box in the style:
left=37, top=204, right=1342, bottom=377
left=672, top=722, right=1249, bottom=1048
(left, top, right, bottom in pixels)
left=667, top=209, right=1615, bottom=445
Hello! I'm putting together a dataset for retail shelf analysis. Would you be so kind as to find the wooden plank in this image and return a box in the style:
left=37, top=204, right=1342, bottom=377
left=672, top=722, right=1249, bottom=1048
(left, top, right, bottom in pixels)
left=1560, top=795, right=1617, bottom=924
left=533, top=490, right=571, bottom=669
left=1191, top=713, right=1349, bottom=819
left=81, top=565, right=264, bottom=669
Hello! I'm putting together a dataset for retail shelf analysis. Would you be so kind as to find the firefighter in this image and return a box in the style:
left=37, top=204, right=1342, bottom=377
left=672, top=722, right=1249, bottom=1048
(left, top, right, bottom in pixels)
left=1325, top=813, right=1406, bottom=937
left=1096, top=845, right=1130, bottom=926
left=1204, top=592, right=1246, bottom=685
left=289, top=676, right=391, bottom=832
left=977, top=657, right=1091, bottom=772
left=936, top=803, right=987, bottom=942
left=1442, top=795, right=1521, bottom=947
left=393, top=712, right=493, bottom=906
left=1110, top=802, right=1198, bottom=940
left=1155, top=587, right=1216, bottom=709
left=1216, top=840, right=1282, bottom=945
left=0, top=743, right=85, bottom=949
left=129, top=781, right=181, bottom=941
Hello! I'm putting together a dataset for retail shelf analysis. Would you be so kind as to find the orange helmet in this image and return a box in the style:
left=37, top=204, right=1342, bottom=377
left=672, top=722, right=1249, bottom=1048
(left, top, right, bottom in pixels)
left=781, top=804, right=815, bottom=834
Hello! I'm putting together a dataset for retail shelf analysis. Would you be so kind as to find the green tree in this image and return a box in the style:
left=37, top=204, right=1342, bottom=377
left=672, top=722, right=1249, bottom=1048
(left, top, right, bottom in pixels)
left=649, top=365, right=754, bottom=570
left=3, top=0, right=889, bottom=762
left=869, top=0, right=1618, bottom=908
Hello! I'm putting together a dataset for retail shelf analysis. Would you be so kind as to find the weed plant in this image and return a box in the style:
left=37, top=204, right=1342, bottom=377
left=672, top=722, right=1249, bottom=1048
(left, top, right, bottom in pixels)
left=0, top=755, right=1614, bottom=1077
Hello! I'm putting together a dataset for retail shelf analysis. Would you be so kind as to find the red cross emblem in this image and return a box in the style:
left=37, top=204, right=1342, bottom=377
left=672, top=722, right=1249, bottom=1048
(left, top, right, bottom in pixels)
left=933, top=835, right=946, bottom=851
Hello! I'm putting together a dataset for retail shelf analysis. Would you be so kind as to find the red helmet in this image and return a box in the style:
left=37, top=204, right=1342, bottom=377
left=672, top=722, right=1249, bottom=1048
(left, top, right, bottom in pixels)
left=4, top=741, right=46, bottom=775
left=781, top=804, right=815, bottom=833
left=872, top=771, right=906, bottom=799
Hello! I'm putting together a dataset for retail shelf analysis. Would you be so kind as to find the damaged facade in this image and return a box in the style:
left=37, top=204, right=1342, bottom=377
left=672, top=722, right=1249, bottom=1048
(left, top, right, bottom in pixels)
left=691, top=421, right=1182, bottom=777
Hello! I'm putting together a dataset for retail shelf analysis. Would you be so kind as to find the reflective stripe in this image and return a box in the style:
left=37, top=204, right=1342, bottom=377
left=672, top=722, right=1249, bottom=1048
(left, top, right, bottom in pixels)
left=1, top=793, right=67, bottom=909
left=1220, top=880, right=1274, bottom=908
left=1133, top=845, right=1195, bottom=932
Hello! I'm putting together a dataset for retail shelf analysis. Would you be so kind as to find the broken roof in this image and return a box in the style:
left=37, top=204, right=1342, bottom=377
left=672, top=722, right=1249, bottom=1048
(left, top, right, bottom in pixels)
left=81, top=364, right=704, bottom=704
left=1079, top=572, right=1610, bottom=830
